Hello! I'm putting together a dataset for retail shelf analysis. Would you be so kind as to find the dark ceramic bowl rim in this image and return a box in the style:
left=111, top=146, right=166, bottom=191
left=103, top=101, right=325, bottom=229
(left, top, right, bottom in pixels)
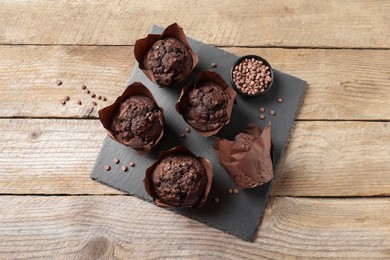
left=230, top=55, right=274, bottom=97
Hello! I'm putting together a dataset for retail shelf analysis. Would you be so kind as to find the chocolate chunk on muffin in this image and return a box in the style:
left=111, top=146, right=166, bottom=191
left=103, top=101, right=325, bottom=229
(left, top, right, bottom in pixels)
left=151, top=154, right=207, bottom=208
left=143, top=37, right=193, bottom=87
left=111, top=95, right=163, bottom=148
left=180, top=80, right=229, bottom=132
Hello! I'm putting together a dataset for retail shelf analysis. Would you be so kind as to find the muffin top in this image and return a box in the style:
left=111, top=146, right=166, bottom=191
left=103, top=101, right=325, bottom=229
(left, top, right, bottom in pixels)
left=180, top=80, right=229, bottom=132
left=110, top=95, right=163, bottom=148
left=143, top=37, right=192, bottom=86
left=151, top=154, right=207, bottom=208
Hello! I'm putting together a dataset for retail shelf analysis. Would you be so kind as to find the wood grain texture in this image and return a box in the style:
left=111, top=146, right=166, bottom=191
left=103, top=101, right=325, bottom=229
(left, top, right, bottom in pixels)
left=0, top=46, right=389, bottom=120
left=0, top=0, right=388, bottom=47
left=272, top=121, right=390, bottom=196
left=0, top=196, right=389, bottom=259
left=0, top=119, right=389, bottom=196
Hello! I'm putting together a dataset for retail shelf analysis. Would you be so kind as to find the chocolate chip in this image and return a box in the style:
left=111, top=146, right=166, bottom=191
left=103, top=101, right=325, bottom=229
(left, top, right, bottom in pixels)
left=61, top=100, right=66, bottom=105
left=104, top=165, right=110, bottom=171
left=56, top=80, right=62, bottom=86
left=180, top=133, right=186, bottom=139
left=185, top=127, right=191, bottom=133
left=259, top=114, right=265, bottom=120
left=102, top=96, right=107, bottom=101
left=247, top=123, right=256, bottom=129
left=97, top=95, right=101, bottom=100
left=259, top=107, right=265, bottom=113
left=64, top=96, right=70, bottom=101
left=211, top=62, right=217, bottom=68
left=213, top=197, right=220, bottom=203
left=269, top=110, right=275, bottom=116
left=277, top=98, right=283, bottom=103
left=77, top=100, right=82, bottom=105
left=129, top=162, right=135, bottom=167
left=121, top=166, right=127, bottom=172
left=92, top=101, right=97, bottom=106
left=91, top=93, right=96, bottom=98
left=81, top=85, right=87, bottom=90
left=85, top=89, right=90, bottom=94
left=232, top=58, right=272, bottom=95
left=233, top=189, right=239, bottom=195
left=113, top=158, right=119, bottom=164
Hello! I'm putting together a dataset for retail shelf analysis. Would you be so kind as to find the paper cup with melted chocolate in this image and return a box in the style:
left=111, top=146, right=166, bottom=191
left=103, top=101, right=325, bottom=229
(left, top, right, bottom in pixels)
left=98, top=82, right=164, bottom=154
left=134, top=23, right=199, bottom=87
left=144, top=146, right=213, bottom=208
left=212, top=122, right=274, bottom=189
left=176, top=70, right=237, bottom=137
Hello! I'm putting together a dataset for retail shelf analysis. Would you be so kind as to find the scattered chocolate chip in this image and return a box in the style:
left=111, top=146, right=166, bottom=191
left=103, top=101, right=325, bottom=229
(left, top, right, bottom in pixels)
left=259, top=107, right=265, bottom=113
left=64, top=96, right=70, bottom=101
left=104, top=165, right=110, bottom=171
left=91, top=93, right=96, bottom=98
left=77, top=100, right=82, bottom=105
left=81, top=85, right=87, bottom=90
left=269, top=110, right=275, bottom=116
left=121, top=165, right=127, bottom=172
left=60, top=100, right=66, bottom=105
left=113, top=158, right=119, bottom=164
left=129, top=162, right=135, bottom=167
left=213, top=197, right=220, bottom=203
left=180, top=133, right=186, bottom=139
left=185, top=127, right=191, bottom=133
left=228, top=188, right=234, bottom=194
left=56, top=80, right=62, bottom=86
left=259, top=114, right=265, bottom=120
left=247, top=122, right=256, bottom=129
left=97, top=95, right=101, bottom=100
left=92, top=101, right=97, bottom=106
left=277, top=98, right=283, bottom=103
left=102, top=96, right=107, bottom=101
left=211, top=62, right=217, bottom=68
left=232, top=58, right=272, bottom=95
left=85, top=89, right=90, bottom=94
left=233, top=189, right=239, bottom=195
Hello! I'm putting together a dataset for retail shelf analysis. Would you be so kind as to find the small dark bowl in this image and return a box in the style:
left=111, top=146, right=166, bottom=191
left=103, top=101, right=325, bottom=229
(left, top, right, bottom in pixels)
left=230, top=55, right=274, bottom=97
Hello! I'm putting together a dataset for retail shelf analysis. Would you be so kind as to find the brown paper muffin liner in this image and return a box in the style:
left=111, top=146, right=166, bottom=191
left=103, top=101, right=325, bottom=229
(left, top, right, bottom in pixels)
left=175, top=70, right=237, bottom=137
left=212, top=122, right=274, bottom=189
left=98, top=82, right=164, bottom=154
left=134, top=23, right=199, bottom=87
left=144, top=146, right=213, bottom=208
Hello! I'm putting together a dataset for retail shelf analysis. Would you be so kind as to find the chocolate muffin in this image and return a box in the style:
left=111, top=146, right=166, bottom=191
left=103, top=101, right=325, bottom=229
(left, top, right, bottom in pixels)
left=110, top=95, right=163, bottom=148
left=180, top=80, right=229, bottom=132
left=143, top=37, right=193, bottom=87
left=151, top=154, right=207, bottom=208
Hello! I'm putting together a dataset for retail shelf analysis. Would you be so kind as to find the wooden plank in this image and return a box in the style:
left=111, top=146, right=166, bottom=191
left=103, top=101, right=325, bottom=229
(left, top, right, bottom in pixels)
left=0, top=196, right=389, bottom=258
left=0, top=119, right=389, bottom=196
left=0, top=0, right=388, bottom=47
left=0, top=46, right=389, bottom=120
left=271, top=121, right=390, bottom=196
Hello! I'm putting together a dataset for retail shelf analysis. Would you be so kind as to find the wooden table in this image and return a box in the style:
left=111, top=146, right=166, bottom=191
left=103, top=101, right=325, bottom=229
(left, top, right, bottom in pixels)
left=0, top=1, right=389, bottom=258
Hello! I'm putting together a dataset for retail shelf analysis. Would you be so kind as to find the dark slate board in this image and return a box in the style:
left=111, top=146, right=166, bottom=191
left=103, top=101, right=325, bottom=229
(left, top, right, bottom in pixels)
left=91, top=25, right=307, bottom=241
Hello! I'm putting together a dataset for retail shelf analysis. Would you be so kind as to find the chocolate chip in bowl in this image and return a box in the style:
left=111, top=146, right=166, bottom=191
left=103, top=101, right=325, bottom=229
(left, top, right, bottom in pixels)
left=230, top=55, right=274, bottom=97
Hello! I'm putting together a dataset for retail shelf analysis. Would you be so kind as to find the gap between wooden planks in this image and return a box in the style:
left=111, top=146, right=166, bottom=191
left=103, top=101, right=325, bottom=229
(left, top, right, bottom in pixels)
left=0, top=46, right=389, bottom=120
left=0, top=118, right=388, bottom=197
left=0, top=0, right=388, bottom=48
left=0, top=195, right=389, bottom=259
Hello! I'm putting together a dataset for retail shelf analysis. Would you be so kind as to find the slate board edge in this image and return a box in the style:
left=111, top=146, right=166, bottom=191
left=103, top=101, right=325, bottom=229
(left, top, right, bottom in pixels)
left=250, top=81, right=308, bottom=241
left=91, top=165, right=255, bottom=241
